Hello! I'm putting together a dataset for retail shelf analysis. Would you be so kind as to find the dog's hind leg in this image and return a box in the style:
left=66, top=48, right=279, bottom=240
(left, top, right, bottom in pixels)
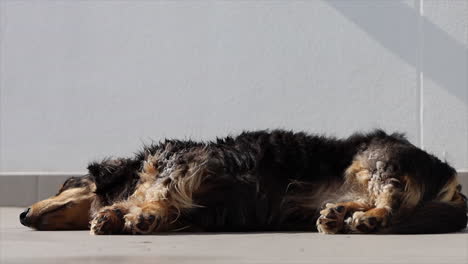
left=346, top=176, right=403, bottom=233
left=317, top=148, right=408, bottom=234
left=317, top=138, right=465, bottom=234
left=344, top=158, right=407, bottom=234
left=316, top=201, right=372, bottom=234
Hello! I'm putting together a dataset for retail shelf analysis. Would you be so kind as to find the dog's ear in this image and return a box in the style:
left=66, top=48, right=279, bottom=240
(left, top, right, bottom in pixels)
left=87, top=160, right=117, bottom=193
left=87, top=159, right=139, bottom=194
left=86, top=163, right=103, bottom=179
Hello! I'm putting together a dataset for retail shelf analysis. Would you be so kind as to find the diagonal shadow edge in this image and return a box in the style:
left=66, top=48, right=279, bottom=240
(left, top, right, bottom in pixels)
left=327, top=0, right=467, bottom=104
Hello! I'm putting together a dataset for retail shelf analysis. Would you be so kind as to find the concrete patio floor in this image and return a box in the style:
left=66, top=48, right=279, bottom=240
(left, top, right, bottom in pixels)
left=1, top=207, right=467, bottom=264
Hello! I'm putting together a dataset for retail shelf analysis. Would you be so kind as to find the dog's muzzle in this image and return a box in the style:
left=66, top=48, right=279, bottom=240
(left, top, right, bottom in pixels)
left=19, top=208, right=31, bottom=226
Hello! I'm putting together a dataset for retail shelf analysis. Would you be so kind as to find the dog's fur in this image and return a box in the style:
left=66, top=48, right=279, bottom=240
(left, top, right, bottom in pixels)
left=21, top=130, right=467, bottom=234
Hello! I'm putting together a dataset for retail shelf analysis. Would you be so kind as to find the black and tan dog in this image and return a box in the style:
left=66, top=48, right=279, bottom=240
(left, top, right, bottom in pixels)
left=20, top=130, right=467, bottom=234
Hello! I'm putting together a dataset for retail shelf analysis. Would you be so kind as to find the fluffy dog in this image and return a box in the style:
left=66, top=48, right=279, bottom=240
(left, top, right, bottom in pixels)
left=19, top=130, right=467, bottom=234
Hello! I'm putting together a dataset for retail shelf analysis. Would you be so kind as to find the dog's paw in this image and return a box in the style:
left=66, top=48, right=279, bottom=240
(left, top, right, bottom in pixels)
left=90, top=208, right=125, bottom=235
left=347, top=211, right=381, bottom=233
left=124, top=210, right=160, bottom=235
left=316, top=203, right=347, bottom=234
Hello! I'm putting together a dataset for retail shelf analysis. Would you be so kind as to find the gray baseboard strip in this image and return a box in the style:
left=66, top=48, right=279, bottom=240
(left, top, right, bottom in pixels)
left=458, top=171, right=468, bottom=196
left=0, top=174, right=81, bottom=207
left=1, top=172, right=468, bottom=207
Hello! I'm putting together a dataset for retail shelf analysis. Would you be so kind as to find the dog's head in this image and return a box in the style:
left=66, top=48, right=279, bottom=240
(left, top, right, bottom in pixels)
left=20, top=158, right=141, bottom=230
left=19, top=176, right=96, bottom=230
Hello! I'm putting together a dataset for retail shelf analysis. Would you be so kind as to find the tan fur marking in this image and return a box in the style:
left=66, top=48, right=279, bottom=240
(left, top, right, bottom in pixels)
left=139, top=155, right=159, bottom=183
left=437, top=176, right=459, bottom=202
left=344, top=159, right=372, bottom=195
left=401, top=175, right=422, bottom=208
left=355, top=169, right=371, bottom=183
left=168, top=160, right=207, bottom=210
left=345, top=160, right=366, bottom=181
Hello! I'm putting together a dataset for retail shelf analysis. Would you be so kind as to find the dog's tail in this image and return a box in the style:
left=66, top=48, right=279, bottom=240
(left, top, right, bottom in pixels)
left=384, top=196, right=467, bottom=234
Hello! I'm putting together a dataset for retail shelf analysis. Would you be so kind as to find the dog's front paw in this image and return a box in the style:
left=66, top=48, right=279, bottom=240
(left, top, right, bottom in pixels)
left=90, top=208, right=125, bottom=235
left=316, top=203, right=347, bottom=234
left=124, top=210, right=160, bottom=235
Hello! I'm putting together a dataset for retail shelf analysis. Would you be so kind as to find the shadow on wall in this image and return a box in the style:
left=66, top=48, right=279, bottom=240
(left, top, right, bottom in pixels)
left=328, top=1, right=467, bottom=104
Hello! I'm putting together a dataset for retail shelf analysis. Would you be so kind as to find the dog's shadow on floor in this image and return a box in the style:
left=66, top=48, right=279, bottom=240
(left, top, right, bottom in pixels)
left=119, top=228, right=468, bottom=236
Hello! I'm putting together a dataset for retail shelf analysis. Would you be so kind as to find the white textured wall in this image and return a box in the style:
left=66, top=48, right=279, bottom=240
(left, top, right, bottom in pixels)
left=1, top=0, right=467, bottom=172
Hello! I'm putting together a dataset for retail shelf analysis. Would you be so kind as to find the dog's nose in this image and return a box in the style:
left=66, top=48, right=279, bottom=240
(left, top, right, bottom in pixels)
left=19, top=208, right=31, bottom=226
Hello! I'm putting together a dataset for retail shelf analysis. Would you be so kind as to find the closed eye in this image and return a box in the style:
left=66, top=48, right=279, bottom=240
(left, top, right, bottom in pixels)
left=42, top=202, right=74, bottom=216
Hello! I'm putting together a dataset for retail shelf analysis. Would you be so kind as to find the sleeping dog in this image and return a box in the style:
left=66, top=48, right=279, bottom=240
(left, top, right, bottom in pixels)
left=19, top=130, right=467, bottom=234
